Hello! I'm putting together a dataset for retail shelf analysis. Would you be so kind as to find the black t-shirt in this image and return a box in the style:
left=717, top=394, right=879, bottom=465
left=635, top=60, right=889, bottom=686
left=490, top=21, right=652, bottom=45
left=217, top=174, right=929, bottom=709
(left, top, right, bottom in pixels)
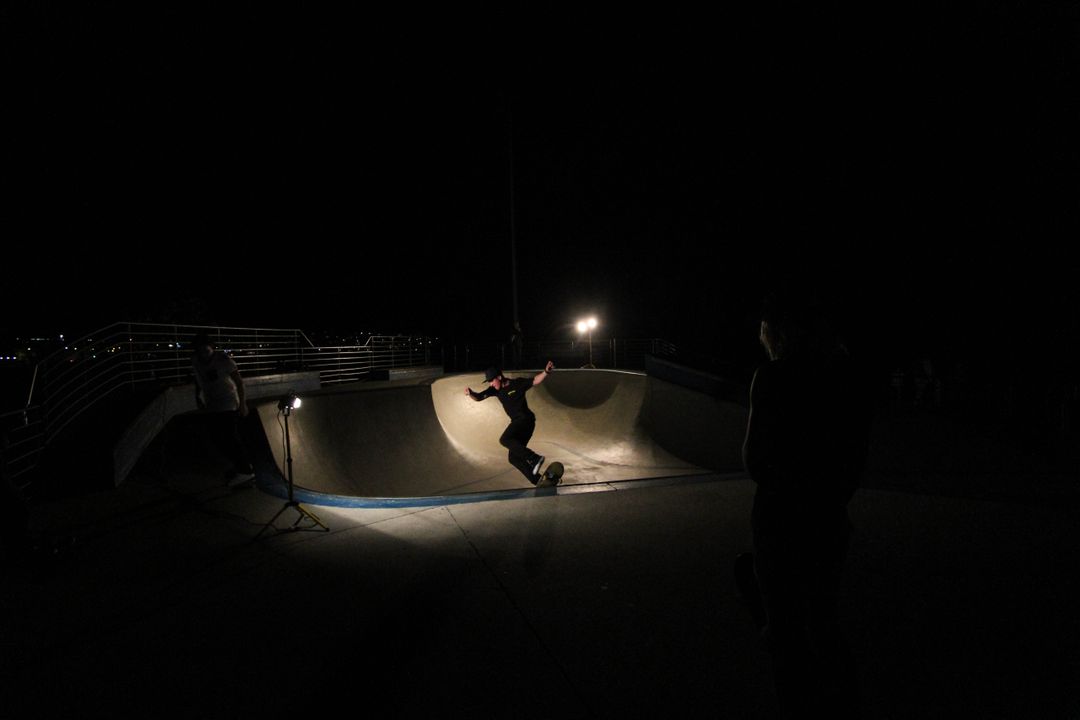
left=743, top=350, right=871, bottom=515
left=472, top=377, right=535, bottom=421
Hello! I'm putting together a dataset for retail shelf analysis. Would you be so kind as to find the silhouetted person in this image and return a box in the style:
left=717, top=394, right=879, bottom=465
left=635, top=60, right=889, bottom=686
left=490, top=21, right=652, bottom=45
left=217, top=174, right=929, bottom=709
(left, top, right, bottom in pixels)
left=464, top=362, right=555, bottom=485
left=738, top=293, right=870, bottom=719
left=191, top=333, right=253, bottom=487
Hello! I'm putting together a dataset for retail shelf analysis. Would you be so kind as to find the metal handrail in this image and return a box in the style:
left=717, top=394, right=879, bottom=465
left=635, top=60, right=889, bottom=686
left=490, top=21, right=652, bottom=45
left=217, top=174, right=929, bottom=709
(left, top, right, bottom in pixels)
left=2, top=321, right=436, bottom=489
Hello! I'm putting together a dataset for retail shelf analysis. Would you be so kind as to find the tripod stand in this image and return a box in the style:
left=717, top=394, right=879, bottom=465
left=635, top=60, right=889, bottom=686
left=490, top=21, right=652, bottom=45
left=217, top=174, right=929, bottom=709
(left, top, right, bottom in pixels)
left=255, top=400, right=329, bottom=539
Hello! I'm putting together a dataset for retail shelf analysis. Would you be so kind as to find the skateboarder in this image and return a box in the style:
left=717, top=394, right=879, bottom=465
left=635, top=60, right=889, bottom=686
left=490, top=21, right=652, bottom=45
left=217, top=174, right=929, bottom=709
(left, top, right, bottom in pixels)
left=465, top=361, right=555, bottom=485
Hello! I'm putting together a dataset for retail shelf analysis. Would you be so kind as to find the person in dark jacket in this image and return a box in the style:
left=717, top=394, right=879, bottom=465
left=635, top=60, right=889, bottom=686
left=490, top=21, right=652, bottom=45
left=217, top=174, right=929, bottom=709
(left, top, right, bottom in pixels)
left=739, top=292, right=870, bottom=719
left=465, top=361, right=555, bottom=485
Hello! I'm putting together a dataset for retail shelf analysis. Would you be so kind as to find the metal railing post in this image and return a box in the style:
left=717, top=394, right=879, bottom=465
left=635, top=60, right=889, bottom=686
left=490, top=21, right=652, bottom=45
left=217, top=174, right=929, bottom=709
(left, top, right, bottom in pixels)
left=173, top=325, right=181, bottom=386
left=124, top=323, right=131, bottom=386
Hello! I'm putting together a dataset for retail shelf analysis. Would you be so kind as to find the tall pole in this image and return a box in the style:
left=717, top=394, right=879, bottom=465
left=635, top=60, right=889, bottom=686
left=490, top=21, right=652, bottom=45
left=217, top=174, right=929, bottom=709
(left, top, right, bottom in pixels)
left=507, top=102, right=520, bottom=336
left=283, top=408, right=294, bottom=504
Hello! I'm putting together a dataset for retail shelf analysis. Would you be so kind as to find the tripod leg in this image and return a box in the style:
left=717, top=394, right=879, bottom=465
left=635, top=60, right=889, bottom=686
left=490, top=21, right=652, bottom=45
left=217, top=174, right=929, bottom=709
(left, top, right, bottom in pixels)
left=292, top=503, right=329, bottom=532
left=254, top=503, right=293, bottom=541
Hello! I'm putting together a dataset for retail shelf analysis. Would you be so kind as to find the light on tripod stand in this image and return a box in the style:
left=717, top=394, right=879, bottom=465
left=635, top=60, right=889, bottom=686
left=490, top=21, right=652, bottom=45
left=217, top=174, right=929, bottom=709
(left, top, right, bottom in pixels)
left=256, top=391, right=328, bottom=539
left=278, top=393, right=302, bottom=412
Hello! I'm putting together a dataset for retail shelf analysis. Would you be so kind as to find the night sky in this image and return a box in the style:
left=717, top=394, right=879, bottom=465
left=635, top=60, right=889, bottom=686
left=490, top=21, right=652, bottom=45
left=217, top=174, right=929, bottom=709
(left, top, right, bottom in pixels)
left=5, top=4, right=1078, bottom=374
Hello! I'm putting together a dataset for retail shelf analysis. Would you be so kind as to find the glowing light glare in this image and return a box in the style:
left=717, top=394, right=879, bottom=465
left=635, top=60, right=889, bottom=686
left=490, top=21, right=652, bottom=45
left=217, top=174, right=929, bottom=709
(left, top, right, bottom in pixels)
left=576, top=317, right=599, bottom=333
left=278, top=393, right=302, bottom=411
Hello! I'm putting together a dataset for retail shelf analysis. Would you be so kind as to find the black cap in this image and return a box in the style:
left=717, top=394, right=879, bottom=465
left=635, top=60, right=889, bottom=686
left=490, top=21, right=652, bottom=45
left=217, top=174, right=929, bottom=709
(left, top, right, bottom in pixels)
left=483, top=366, right=502, bottom=383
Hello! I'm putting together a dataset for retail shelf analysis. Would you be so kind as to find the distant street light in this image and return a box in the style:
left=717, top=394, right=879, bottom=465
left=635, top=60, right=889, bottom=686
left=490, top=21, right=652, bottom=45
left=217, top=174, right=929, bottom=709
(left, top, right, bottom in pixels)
left=576, top=316, right=599, bottom=368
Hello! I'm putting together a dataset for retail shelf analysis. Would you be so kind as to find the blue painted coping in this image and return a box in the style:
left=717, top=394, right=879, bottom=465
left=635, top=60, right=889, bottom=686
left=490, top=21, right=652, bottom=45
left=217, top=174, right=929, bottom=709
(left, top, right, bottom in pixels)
left=254, top=470, right=746, bottom=509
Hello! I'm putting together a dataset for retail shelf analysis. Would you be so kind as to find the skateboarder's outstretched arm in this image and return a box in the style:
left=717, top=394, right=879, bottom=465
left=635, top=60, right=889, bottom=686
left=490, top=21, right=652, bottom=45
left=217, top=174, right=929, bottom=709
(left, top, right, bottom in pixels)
left=465, top=386, right=494, bottom=401
left=532, top=361, right=555, bottom=386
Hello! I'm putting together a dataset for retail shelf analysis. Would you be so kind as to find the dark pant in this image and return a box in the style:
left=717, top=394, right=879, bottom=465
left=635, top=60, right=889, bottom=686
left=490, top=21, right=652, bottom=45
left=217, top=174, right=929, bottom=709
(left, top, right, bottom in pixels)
left=499, top=415, right=540, bottom=484
left=205, top=411, right=252, bottom=475
left=752, top=502, right=859, bottom=719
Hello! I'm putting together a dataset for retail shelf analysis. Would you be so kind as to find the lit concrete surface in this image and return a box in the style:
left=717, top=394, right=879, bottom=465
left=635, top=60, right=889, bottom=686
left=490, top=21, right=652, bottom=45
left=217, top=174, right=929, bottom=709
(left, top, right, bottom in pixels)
left=255, top=370, right=748, bottom=498
left=4, top=454, right=1079, bottom=718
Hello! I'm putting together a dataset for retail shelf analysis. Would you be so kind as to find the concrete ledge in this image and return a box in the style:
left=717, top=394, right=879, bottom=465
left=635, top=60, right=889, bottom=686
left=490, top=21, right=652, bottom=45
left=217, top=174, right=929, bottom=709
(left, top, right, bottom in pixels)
left=112, top=371, right=321, bottom=486
left=371, top=365, right=445, bottom=382
left=241, top=371, right=322, bottom=404
left=645, top=355, right=747, bottom=405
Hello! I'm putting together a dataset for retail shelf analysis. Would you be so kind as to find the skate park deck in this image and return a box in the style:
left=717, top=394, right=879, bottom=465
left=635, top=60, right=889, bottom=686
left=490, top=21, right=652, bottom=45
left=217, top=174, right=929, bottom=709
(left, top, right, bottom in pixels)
left=254, top=369, right=749, bottom=501
left=5, top=374, right=1080, bottom=717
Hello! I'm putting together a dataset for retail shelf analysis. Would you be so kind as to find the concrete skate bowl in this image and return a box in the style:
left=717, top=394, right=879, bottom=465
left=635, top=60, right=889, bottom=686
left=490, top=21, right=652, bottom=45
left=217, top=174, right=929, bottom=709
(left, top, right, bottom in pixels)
left=253, top=369, right=748, bottom=506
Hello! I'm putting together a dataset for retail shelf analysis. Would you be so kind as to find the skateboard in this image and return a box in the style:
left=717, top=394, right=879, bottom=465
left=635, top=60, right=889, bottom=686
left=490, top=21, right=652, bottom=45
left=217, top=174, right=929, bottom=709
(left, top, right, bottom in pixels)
left=536, top=461, right=564, bottom=487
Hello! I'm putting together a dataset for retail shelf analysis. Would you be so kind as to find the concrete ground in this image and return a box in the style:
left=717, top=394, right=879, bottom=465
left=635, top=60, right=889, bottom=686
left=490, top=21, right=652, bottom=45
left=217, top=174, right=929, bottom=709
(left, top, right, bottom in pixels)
left=4, top=432, right=1079, bottom=718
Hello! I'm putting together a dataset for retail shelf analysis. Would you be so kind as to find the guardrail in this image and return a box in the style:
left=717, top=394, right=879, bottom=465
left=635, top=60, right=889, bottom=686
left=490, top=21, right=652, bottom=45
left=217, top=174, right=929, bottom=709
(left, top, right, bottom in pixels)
left=1, top=322, right=434, bottom=490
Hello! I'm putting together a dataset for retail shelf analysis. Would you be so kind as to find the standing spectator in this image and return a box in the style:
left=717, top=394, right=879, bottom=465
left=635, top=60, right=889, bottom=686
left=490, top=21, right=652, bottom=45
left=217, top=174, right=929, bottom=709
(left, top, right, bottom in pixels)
left=192, top=333, right=253, bottom=487
left=736, top=292, right=871, bottom=718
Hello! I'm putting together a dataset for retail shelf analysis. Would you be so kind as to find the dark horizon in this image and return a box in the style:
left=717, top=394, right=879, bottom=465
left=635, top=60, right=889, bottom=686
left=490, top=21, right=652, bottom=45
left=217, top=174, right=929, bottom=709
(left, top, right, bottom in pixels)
left=4, top=5, right=1078, bottom=374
